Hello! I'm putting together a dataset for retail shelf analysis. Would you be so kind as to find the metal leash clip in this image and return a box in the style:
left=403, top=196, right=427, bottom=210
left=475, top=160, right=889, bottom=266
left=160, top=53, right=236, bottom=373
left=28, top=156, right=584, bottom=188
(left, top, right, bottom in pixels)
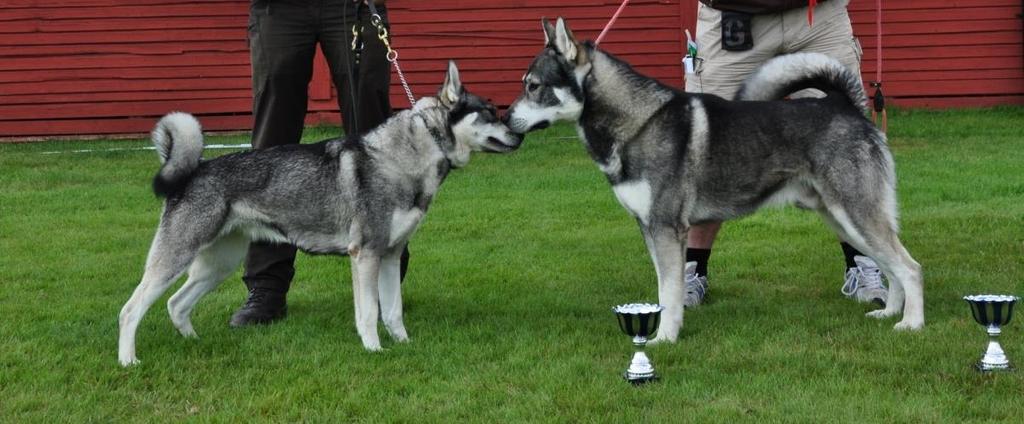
left=367, top=11, right=414, bottom=106
left=351, top=23, right=364, bottom=65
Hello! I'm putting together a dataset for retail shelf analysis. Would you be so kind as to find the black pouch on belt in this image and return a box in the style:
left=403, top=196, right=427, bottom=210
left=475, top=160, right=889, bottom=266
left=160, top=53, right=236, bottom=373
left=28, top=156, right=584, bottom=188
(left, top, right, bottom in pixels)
left=721, top=11, right=753, bottom=51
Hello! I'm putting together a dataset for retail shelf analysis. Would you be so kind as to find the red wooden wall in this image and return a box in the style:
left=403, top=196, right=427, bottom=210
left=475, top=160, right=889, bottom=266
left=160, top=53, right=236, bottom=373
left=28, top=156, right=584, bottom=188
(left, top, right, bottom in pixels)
left=1, top=0, right=254, bottom=139
left=849, top=0, right=1024, bottom=108
left=1, top=0, right=1021, bottom=140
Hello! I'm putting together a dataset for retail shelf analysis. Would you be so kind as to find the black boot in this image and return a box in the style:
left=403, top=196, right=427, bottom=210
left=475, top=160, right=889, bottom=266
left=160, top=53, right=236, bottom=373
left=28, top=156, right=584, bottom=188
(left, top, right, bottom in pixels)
left=229, top=287, right=288, bottom=327
left=236, top=241, right=294, bottom=327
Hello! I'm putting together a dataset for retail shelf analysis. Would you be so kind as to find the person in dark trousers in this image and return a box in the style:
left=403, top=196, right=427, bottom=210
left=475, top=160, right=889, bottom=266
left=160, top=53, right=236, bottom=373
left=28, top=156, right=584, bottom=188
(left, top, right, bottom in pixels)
left=232, top=0, right=408, bottom=327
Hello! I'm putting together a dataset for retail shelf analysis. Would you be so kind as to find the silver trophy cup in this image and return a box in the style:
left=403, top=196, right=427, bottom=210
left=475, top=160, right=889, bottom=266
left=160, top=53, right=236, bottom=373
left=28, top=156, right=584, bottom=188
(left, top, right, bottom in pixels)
left=612, top=303, right=664, bottom=384
left=964, top=294, right=1019, bottom=372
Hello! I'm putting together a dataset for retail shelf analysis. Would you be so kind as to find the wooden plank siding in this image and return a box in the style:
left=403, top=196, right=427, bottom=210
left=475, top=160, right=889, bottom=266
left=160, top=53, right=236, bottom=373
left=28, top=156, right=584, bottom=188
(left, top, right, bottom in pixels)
left=0, top=0, right=255, bottom=139
left=0, top=0, right=1021, bottom=140
left=848, top=0, right=1024, bottom=108
left=369, top=0, right=688, bottom=116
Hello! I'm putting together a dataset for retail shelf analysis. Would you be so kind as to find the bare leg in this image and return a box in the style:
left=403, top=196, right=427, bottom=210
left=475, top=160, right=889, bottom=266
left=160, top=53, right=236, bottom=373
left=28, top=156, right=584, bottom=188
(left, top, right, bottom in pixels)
left=687, top=221, right=721, bottom=249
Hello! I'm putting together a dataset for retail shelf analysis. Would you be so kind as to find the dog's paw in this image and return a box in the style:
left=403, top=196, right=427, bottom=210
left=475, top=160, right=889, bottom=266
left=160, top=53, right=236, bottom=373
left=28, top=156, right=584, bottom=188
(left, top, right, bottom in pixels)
left=363, top=344, right=384, bottom=352
left=865, top=309, right=899, bottom=319
left=647, top=334, right=677, bottom=346
left=390, top=330, right=410, bottom=343
left=384, top=322, right=409, bottom=342
left=893, top=319, right=924, bottom=331
left=176, top=325, right=198, bottom=339
left=119, top=357, right=140, bottom=367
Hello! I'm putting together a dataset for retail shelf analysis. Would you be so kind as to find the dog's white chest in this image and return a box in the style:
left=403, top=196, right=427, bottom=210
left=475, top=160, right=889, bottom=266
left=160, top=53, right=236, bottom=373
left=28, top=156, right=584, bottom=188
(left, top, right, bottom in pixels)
left=389, top=208, right=424, bottom=246
left=612, top=180, right=652, bottom=224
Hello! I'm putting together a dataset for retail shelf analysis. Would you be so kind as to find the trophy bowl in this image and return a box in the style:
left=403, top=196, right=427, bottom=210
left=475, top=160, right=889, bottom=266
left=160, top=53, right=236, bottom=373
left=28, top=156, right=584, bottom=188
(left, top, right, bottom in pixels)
left=612, top=303, right=664, bottom=384
left=964, top=294, right=1019, bottom=372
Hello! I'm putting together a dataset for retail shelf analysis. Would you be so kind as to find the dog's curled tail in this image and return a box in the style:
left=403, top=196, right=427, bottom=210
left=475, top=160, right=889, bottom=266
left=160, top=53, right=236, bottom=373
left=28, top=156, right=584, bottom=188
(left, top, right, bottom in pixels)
left=151, top=112, right=203, bottom=197
left=736, top=52, right=869, bottom=115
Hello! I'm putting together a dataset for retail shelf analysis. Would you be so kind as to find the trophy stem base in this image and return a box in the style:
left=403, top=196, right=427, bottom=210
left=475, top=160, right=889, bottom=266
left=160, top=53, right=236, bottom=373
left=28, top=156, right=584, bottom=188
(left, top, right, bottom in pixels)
left=623, top=372, right=659, bottom=385
left=623, top=351, right=658, bottom=385
left=974, top=360, right=1007, bottom=370
left=976, top=362, right=1014, bottom=372
left=976, top=339, right=1014, bottom=372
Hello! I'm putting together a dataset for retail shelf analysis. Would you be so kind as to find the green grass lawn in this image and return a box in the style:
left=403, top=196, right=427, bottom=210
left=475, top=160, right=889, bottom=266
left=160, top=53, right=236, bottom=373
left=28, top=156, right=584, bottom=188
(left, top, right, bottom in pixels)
left=1, top=108, right=1022, bottom=422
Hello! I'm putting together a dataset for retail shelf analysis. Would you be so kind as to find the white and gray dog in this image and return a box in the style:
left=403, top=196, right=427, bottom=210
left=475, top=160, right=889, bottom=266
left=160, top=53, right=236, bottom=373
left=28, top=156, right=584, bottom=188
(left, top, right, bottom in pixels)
left=118, top=62, right=522, bottom=366
left=505, top=18, right=924, bottom=343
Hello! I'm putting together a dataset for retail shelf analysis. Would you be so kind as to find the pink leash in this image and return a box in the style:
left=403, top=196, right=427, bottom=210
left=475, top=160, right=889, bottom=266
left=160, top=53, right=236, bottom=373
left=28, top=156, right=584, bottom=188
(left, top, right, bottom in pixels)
left=595, top=0, right=631, bottom=44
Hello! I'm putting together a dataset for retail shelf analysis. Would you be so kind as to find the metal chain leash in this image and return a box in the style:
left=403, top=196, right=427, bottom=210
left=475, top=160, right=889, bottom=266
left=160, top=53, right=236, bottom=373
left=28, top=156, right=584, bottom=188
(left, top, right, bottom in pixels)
left=369, top=9, right=416, bottom=107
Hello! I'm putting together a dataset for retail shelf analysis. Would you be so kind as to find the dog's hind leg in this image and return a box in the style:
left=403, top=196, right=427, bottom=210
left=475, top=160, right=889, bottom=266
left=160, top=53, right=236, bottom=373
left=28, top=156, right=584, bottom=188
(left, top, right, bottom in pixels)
left=352, top=249, right=383, bottom=351
left=847, top=196, right=923, bottom=329
left=118, top=231, right=197, bottom=366
left=378, top=247, right=408, bottom=343
left=870, top=240, right=922, bottom=330
left=167, top=231, right=249, bottom=338
left=643, top=224, right=686, bottom=344
left=816, top=199, right=923, bottom=330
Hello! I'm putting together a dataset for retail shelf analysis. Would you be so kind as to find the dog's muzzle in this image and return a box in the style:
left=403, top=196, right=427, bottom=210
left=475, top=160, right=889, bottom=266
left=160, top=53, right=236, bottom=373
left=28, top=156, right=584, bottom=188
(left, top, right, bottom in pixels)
left=527, top=121, right=551, bottom=132
left=484, top=133, right=523, bottom=153
left=502, top=108, right=537, bottom=135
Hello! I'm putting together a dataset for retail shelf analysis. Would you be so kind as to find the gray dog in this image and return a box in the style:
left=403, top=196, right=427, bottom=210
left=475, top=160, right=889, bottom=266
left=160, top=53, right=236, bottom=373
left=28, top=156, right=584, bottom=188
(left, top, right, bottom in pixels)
left=505, top=18, right=924, bottom=344
left=118, top=62, right=523, bottom=366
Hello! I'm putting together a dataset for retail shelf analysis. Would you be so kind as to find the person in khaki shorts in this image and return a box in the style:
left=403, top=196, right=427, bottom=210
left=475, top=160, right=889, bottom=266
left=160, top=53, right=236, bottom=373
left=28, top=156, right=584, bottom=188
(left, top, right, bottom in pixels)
left=681, top=0, right=889, bottom=307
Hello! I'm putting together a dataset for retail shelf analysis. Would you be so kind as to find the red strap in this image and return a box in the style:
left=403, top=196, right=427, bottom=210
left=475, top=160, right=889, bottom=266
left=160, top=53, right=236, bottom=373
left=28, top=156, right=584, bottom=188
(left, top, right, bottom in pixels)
left=596, top=0, right=631, bottom=44
left=875, top=0, right=883, bottom=84
left=807, top=0, right=817, bottom=26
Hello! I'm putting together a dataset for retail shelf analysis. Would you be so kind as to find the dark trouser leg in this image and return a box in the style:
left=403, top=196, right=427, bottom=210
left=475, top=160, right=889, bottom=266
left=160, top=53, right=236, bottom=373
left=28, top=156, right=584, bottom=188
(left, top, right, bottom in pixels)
left=321, top=5, right=411, bottom=280
left=248, top=0, right=316, bottom=150
left=243, top=243, right=297, bottom=293
left=245, top=0, right=316, bottom=294
left=234, top=1, right=316, bottom=325
left=321, top=4, right=392, bottom=136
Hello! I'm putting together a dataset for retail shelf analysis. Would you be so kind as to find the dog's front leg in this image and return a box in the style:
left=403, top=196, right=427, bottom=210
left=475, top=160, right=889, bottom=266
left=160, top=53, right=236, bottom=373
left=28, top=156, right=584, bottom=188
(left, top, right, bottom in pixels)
left=643, top=224, right=686, bottom=344
left=352, top=249, right=383, bottom=351
left=378, top=248, right=408, bottom=342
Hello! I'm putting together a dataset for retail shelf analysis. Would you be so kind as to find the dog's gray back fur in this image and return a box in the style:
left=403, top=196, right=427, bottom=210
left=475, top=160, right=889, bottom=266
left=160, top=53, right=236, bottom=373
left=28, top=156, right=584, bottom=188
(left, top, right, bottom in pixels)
left=572, top=48, right=889, bottom=224
left=152, top=102, right=462, bottom=255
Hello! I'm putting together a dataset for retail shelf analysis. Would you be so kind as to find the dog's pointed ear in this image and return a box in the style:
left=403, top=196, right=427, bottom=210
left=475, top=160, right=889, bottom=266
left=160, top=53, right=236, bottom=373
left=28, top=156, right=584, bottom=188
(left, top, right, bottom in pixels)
left=553, top=17, right=579, bottom=62
left=541, top=17, right=557, bottom=46
left=439, top=60, right=463, bottom=108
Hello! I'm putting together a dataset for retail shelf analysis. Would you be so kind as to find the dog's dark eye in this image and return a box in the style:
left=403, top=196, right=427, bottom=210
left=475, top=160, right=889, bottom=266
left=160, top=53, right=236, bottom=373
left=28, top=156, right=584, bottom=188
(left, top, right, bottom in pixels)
left=527, top=82, right=540, bottom=92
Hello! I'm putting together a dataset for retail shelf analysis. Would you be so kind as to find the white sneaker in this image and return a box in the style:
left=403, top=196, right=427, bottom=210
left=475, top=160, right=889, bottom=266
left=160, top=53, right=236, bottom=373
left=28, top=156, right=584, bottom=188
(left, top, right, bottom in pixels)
left=841, top=256, right=888, bottom=306
left=684, top=261, right=708, bottom=307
